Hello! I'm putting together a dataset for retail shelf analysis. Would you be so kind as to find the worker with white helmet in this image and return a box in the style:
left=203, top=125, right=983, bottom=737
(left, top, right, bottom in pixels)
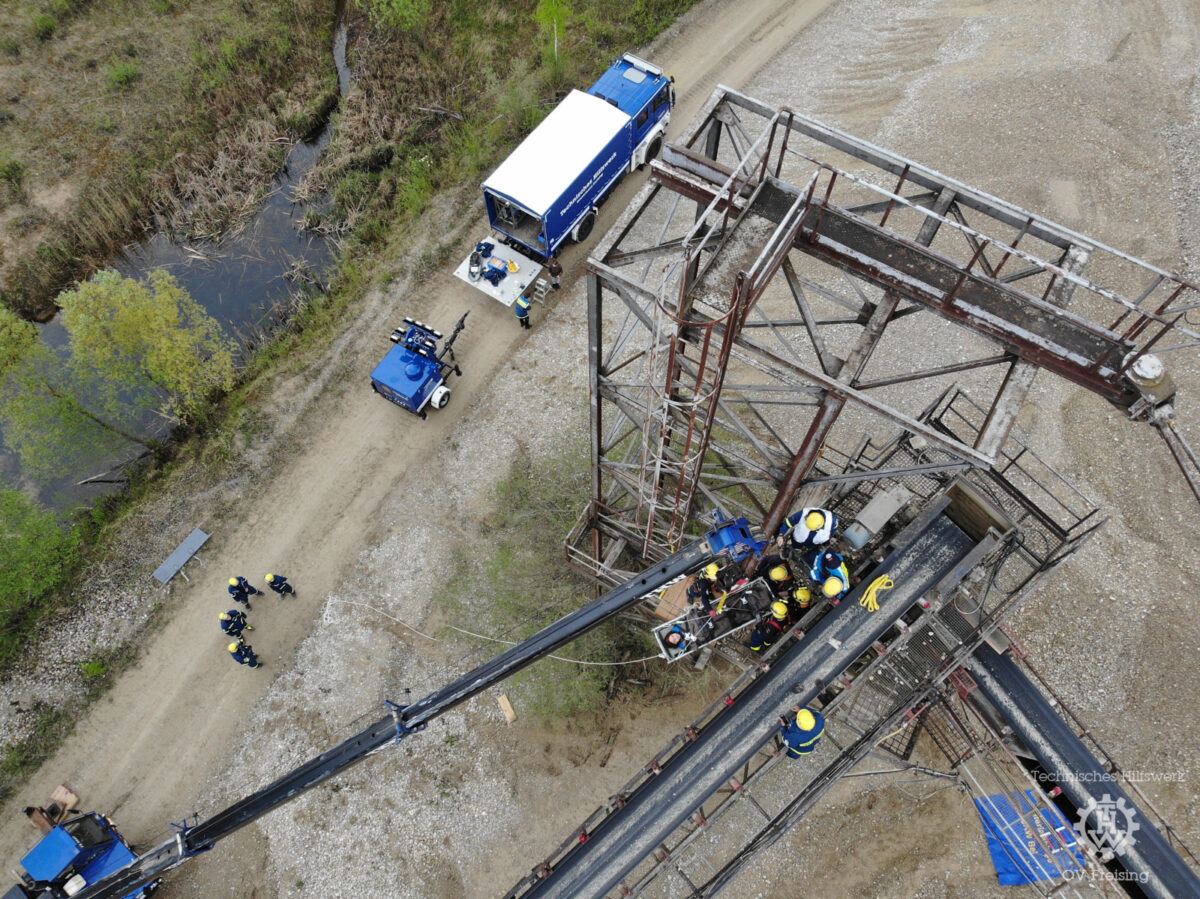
left=779, top=705, right=825, bottom=758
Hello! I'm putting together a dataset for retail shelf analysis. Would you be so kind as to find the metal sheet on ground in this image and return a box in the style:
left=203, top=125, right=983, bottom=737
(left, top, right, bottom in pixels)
left=453, top=239, right=543, bottom=306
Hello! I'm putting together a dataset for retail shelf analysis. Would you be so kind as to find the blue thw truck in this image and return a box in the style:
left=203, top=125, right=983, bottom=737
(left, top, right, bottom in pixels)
left=6, top=813, right=157, bottom=898
left=370, top=312, right=468, bottom=419
left=453, top=53, right=674, bottom=305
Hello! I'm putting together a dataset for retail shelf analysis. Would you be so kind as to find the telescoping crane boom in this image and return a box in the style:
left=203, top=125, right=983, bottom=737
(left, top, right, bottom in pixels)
left=51, top=515, right=764, bottom=899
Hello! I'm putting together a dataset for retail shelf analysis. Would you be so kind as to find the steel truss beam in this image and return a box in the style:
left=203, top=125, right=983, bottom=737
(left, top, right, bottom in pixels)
left=569, top=85, right=1200, bottom=578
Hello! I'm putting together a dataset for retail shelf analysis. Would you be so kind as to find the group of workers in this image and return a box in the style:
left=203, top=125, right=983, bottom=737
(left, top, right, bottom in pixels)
left=746, top=506, right=848, bottom=654
left=223, top=573, right=297, bottom=669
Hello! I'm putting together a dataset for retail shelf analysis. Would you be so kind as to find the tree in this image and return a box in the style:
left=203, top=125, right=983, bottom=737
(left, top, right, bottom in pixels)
left=0, top=270, right=235, bottom=481
left=0, top=485, right=81, bottom=664
left=59, top=269, right=236, bottom=427
left=0, top=305, right=153, bottom=481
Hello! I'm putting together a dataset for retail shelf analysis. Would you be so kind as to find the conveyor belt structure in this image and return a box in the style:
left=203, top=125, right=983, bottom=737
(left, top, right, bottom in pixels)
left=516, top=496, right=978, bottom=898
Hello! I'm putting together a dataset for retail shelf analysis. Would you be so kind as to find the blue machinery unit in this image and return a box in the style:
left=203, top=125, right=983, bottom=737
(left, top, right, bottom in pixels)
left=370, top=311, right=468, bottom=418
left=5, top=814, right=154, bottom=899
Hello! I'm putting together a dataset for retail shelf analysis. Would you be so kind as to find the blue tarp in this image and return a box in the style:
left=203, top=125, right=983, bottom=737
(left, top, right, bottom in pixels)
left=974, top=790, right=1086, bottom=885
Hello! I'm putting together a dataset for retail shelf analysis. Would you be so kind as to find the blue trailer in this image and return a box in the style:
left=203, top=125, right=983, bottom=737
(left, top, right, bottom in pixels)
left=5, top=813, right=157, bottom=899
left=454, top=53, right=674, bottom=305
left=370, top=312, right=468, bottom=419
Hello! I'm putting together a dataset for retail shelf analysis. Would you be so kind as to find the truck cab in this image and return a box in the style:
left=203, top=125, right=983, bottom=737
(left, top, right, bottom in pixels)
left=6, top=813, right=155, bottom=899
left=587, top=53, right=674, bottom=171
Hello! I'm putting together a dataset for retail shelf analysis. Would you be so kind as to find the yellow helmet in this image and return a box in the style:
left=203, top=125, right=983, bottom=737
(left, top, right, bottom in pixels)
left=768, top=565, right=789, bottom=582
left=219, top=612, right=231, bottom=621
left=793, top=586, right=812, bottom=603
left=796, top=708, right=816, bottom=730
left=770, top=601, right=789, bottom=619
left=703, top=563, right=720, bottom=579
left=227, top=642, right=240, bottom=653
left=265, top=573, right=275, bottom=582
left=822, top=576, right=843, bottom=597
left=805, top=511, right=825, bottom=530
left=229, top=578, right=239, bottom=587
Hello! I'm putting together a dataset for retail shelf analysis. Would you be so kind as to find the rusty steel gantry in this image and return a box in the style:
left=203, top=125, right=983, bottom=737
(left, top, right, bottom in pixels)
left=566, top=84, right=1200, bottom=585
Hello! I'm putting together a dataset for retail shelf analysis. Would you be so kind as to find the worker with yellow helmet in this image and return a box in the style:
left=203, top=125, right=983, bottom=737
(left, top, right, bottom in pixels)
left=264, top=572, right=296, bottom=597
left=749, top=599, right=795, bottom=653
left=807, top=549, right=850, bottom=601
left=779, top=705, right=825, bottom=758
left=228, top=640, right=263, bottom=669
left=778, top=506, right=839, bottom=559
left=227, top=575, right=262, bottom=609
left=218, top=609, right=253, bottom=639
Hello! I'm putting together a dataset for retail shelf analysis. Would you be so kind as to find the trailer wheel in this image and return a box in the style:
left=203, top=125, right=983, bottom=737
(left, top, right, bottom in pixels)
left=572, top=211, right=596, bottom=243
left=432, top=385, right=451, bottom=409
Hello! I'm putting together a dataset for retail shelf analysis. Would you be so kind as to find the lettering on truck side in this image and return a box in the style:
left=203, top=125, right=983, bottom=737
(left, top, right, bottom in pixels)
left=566, top=151, right=619, bottom=218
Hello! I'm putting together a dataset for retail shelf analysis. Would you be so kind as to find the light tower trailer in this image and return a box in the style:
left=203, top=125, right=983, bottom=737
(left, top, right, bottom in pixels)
left=370, top=312, right=468, bottom=419
left=453, top=53, right=675, bottom=305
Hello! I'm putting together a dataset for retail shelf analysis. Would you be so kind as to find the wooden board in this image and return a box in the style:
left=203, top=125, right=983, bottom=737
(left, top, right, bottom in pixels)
left=652, top=579, right=693, bottom=621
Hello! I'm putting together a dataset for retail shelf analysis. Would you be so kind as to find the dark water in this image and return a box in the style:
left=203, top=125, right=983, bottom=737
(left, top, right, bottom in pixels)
left=5, top=19, right=351, bottom=510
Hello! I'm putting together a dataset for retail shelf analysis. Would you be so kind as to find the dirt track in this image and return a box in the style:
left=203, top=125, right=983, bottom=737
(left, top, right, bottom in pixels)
left=4, top=0, right=1200, bottom=896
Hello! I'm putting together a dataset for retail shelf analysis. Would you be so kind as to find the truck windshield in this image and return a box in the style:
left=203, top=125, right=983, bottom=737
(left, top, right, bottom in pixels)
left=64, top=816, right=112, bottom=850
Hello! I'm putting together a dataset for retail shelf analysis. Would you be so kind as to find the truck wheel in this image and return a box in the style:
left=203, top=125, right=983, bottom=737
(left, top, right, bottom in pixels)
left=572, top=211, right=596, bottom=243
left=639, top=136, right=663, bottom=170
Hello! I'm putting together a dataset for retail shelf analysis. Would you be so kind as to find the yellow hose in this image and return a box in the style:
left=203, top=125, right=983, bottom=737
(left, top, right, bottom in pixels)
left=860, top=574, right=894, bottom=613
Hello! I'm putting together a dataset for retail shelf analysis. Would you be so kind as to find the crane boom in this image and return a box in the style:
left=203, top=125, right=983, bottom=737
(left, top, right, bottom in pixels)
left=68, top=516, right=763, bottom=899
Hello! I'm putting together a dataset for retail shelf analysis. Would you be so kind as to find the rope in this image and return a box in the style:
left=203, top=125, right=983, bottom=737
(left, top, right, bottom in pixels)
left=860, top=573, right=894, bottom=613
left=324, top=599, right=663, bottom=667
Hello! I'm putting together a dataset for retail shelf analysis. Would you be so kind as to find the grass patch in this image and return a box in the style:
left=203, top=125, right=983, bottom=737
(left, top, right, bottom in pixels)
left=0, top=704, right=73, bottom=804
left=30, top=13, right=56, bottom=41
left=106, top=59, right=140, bottom=89
left=437, top=440, right=655, bottom=720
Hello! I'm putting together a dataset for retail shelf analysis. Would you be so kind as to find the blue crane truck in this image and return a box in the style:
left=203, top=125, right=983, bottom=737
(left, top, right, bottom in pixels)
left=453, top=53, right=675, bottom=305
left=5, top=813, right=157, bottom=899
left=370, top=312, right=468, bottom=419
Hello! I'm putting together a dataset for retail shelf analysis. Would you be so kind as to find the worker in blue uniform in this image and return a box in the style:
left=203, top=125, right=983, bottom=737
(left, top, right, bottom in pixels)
left=515, top=292, right=532, bottom=329
left=765, top=561, right=795, bottom=599
left=687, top=574, right=717, bottom=616
left=807, top=549, right=850, bottom=601
left=779, top=507, right=839, bottom=558
left=228, top=576, right=262, bottom=609
left=229, top=641, right=262, bottom=668
left=749, top=601, right=794, bottom=653
left=779, top=706, right=825, bottom=758
left=265, top=573, right=295, bottom=597
left=219, top=610, right=252, bottom=639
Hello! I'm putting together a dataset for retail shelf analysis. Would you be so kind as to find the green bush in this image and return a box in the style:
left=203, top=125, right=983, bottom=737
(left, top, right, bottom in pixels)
left=30, top=14, right=57, bottom=41
left=0, top=157, right=24, bottom=187
left=0, top=38, right=20, bottom=57
left=0, top=489, right=81, bottom=670
left=107, top=60, right=141, bottom=89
